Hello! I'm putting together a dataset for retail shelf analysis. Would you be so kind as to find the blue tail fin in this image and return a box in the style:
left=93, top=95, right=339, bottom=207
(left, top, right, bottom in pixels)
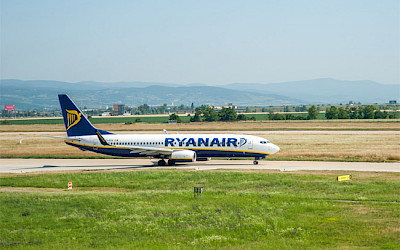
left=58, top=94, right=112, bottom=137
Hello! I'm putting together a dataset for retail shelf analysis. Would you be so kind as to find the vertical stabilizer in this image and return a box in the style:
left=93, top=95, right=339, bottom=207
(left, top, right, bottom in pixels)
left=58, top=94, right=112, bottom=137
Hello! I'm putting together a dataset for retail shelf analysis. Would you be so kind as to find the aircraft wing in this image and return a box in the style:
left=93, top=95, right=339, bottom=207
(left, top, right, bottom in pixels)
left=125, top=146, right=173, bottom=156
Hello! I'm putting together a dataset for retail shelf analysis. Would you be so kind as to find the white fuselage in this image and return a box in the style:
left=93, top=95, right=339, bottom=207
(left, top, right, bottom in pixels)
left=66, top=133, right=280, bottom=159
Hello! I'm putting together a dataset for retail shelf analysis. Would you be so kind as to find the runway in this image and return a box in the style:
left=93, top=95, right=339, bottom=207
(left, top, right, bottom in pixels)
left=1, top=158, right=399, bottom=173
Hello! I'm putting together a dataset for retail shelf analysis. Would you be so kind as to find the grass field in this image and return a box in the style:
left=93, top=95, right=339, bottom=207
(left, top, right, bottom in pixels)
left=1, top=131, right=399, bottom=162
left=1, top=116, right=175, bottom=125
left=1, top=170, right=399, bottom=249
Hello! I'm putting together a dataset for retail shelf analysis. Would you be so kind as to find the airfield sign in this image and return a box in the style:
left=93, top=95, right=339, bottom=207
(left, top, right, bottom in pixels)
left=337, top=175, right=352, bottom=182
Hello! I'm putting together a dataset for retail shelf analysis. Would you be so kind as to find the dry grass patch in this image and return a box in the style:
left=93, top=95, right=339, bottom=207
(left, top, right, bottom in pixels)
left=1, top=130, right=399, bottom=162
left=0, top=133, right=94, bottom=157
left=266, top=133, right=400, bottom=162
left=1, top=120, right=399, bottom=132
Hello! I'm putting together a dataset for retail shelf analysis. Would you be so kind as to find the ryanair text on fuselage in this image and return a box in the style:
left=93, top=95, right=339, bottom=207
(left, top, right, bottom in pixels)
left=165, top=137, right=242, bottom=147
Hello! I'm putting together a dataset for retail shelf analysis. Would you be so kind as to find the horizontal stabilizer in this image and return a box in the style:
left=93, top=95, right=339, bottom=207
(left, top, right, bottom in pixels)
left=41, top=135, right=81, bottom=142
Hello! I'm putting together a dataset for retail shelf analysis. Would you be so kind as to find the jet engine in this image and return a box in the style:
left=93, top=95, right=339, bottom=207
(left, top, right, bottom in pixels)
left=170, top=150, right=196, bottom=162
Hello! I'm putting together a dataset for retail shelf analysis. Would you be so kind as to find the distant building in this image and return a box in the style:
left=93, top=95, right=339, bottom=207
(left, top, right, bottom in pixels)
left=223, top=104, right=238, bottom=109
left=389, top=100, right=397, bottom=104
left=113, top=104, right=125, bottom=116
left=214, top=104, right=238, bottom=111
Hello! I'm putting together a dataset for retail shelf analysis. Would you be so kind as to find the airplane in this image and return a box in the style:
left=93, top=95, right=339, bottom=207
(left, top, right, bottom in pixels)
left=58, top=94, right=280, bottom=166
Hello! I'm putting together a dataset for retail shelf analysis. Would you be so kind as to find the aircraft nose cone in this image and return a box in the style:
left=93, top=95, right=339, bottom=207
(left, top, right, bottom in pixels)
left=270, top=144, right=280, bottom=154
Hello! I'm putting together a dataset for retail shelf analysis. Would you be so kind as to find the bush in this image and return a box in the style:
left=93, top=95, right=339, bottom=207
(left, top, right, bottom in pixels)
left=168, top=113, right=181, bottom=123
left=237, top=114, right=247, bottom=121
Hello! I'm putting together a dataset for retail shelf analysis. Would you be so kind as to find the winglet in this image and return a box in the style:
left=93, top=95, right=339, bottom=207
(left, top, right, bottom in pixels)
left=96, top=130, right=110, bottom=146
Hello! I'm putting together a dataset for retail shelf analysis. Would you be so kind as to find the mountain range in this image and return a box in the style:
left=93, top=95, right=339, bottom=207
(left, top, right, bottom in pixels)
left=0, top=78, right=398, bottom=110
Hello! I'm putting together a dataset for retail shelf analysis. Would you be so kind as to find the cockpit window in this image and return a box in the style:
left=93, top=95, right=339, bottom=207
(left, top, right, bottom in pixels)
left=260, top=140, right=270, bottom=144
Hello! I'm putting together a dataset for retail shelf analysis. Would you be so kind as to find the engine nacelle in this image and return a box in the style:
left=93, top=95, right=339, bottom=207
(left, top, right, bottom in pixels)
left=170, top=150, right=196, bottom=162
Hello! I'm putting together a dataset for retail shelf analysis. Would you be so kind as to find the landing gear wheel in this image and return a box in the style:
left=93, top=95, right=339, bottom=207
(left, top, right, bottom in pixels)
left=158, top=160, right=166, bottom=166
left=168, top=159, right=175, bottom=166
left=253, top=160, right=259, bottom=165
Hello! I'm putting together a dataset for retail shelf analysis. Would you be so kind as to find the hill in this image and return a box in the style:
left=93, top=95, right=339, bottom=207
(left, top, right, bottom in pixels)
left=0, top=79, right=301, bottom=110
left=1, top=78, right=398, bottom=110
left=223, top=78, right=399, bottom=104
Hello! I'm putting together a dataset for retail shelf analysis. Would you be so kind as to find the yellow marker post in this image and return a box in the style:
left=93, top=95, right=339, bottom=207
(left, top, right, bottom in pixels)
left=337, top=175, right=352, bottom=182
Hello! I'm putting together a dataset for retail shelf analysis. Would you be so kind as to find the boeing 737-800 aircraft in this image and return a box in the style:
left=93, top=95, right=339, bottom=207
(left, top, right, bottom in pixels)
left=58, top=94, right=280, bottom=166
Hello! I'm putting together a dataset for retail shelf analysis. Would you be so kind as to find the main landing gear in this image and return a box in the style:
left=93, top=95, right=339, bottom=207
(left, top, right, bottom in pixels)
left=253, top=157, right=260, bottom=165
left=157, top=159, right=175, bottom=166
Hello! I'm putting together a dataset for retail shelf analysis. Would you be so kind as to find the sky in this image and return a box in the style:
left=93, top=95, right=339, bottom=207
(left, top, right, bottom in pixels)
left=1, top=0, right=399, bottom=85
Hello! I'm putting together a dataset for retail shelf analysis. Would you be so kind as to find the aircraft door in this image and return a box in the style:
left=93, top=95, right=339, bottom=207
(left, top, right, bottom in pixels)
left=248, top=139, right=253, bottom=149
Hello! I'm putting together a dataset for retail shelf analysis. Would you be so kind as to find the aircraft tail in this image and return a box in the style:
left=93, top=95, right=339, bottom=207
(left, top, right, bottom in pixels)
left=58, top=94, right=112, bottom=137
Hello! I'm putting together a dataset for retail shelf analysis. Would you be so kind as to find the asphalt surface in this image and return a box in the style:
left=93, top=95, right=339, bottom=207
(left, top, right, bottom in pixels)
left=1, top=158, right=399, bottom=173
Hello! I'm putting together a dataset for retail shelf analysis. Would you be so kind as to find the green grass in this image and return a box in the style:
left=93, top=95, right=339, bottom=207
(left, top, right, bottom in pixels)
left=0, top=116, right=183, bottom=125
left=1, top=170, right=399, bottom=249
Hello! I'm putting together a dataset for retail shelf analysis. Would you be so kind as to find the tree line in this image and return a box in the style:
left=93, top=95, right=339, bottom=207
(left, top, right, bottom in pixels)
left=169, top=106, right=256, bottom=123
left=169, top=104, right=397, bottom=122
left=325, top=105, right=396, bottom=119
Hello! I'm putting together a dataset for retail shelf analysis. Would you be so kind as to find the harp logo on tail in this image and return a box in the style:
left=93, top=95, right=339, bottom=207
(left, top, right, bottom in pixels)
left=66, top=110, right=82, bottom=130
